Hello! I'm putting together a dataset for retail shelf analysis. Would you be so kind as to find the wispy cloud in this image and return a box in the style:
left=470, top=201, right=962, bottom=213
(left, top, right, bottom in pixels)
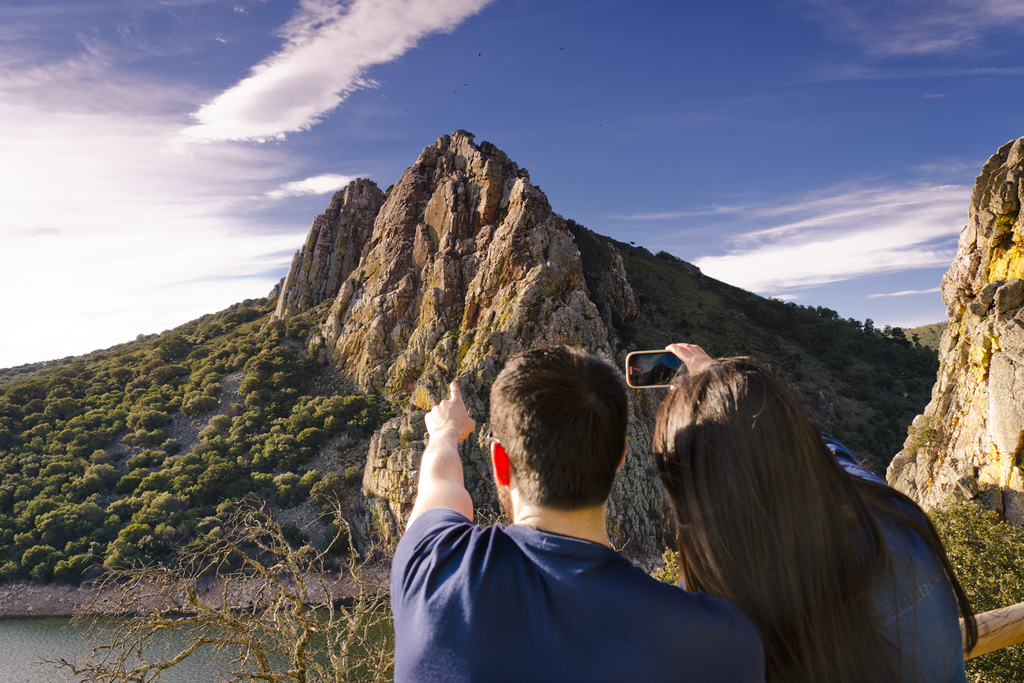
left=866, top=287, right=942, bottom=299
left=0, top=87, right=307, bottom=367
left=797, top=0, right=1024, bottom=57
left=181, top=0, right=493, bottom=143
left=0, top=39, right=295, bottom=368
left=607, top=207, right=743, bottom=220
left=265, top=174, right=356, bottom=199
left=689, top=183, right=968, bottom=294
left=803, top=66, right=1024, bottom=83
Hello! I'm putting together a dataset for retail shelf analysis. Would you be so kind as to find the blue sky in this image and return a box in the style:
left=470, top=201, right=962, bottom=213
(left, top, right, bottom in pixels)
left=2, top=0, right=1024, bottom=368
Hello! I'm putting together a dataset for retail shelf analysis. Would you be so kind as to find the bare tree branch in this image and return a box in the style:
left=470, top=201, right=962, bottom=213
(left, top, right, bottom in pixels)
left=52, top=500, right=393, bottom=683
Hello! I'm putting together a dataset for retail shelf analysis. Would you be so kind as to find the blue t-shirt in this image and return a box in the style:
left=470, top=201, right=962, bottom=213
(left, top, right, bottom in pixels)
left=391, top=508, right=765, bottom=683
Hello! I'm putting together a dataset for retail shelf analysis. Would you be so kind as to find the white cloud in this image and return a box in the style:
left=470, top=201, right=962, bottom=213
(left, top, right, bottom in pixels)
left=181, top=0, right=493, bottom=143
left=691, top=184, right=968, bottom=294
left=265, top=173, right=356, bottom=199
left=797, top=0, right=1024, bottom=57
left=0, top=64, right=307, bottom=368
left=866, top=287, right=941, bottom=299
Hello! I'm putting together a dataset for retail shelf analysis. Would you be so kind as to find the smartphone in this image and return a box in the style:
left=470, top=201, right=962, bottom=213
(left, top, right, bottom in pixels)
left=625, top=350, right=685, bottom=389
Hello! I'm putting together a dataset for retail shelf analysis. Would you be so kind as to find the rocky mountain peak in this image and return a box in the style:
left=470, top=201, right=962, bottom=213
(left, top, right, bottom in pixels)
left=273, top=132, right=656, bottom=555
left=889, top=137, right=1024, bottom=524
left=273, top=178, right=384, bottom=321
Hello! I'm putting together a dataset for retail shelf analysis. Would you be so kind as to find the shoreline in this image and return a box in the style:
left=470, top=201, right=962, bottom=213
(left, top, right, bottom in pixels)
left=0, top=572, right=376, bottom=619
left=0, top=583, right=92, bottom=618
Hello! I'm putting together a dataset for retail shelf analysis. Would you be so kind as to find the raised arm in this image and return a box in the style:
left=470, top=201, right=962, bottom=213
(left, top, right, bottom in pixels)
left=408, top=382, right=476, bottom=527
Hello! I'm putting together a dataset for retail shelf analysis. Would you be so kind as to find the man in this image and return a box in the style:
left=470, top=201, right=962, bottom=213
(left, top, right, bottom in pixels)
left=391, top=345, right=764, bottom=682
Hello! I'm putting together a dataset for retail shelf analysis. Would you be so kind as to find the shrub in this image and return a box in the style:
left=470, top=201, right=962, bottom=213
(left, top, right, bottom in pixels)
left=53, top=553, right=93, bottom=583
left=147, top=365, right=176, bottom=385
left=208, top=415, right=233, bottom=433
left=297, top=470, right=321, bottom=498
left=116, top=472, right=144, bottom=494
left=655, top=250, right=681, bottom=263
left=322, top=520, right=349, bottom=555
left=79, top=464, right=118, bottom=494
left=21, top=544, right=63, bottom=582
left=285, top=320, right=310, bottom=339
left=296, top=427, right=326, bottom=450
left=274, top=472, right=301, bottom=508
left=128, top=410, right=170, bottom=432
left=280, top=521, right=306, bottom=548
left=343, top=466, right=362, bottom=484
left=311, top=472, right=347, bottom=508
left=195, top=462, right=237, bottom=503
left=181, top=393, right=218, bottom=417
left=932, top=501, right=1024, bottom=679
left=239, top=376, right=262, bottom=396
left=255, top=433, right=299, bottom=472
left=127, top=450, right=165, bottom=471
left=0, top=560, right=20, bottom=582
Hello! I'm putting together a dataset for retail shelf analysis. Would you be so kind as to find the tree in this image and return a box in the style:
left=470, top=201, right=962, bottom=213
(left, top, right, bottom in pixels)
left=56, top=501, right=393, bottom=682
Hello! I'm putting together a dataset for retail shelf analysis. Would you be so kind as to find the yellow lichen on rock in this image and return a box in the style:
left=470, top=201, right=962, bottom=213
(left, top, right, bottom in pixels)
left=987, top=241, right=1024, bottom=282
left=411, top=385, right=434, bottom=412
left=969, top=341, right=993, bottom=381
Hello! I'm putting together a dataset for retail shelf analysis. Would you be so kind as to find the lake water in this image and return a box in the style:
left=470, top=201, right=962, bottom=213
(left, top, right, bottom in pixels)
left=0, top=614, right=392, bottom=682
left=0, top=617, right=235, bottom=683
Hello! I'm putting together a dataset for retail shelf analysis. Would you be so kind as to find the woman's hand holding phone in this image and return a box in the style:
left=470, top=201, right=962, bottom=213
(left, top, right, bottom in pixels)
left=666, top=343, right=713, bottom=374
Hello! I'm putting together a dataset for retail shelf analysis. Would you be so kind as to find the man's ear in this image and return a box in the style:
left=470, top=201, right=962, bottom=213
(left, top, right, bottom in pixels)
left=492, top=442, right=511, bottom=487
left=616, top=441, right=627, bottom=472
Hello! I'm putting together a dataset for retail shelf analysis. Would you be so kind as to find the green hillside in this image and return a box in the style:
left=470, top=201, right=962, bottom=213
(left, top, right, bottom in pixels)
left=907, top=321, right=949, bottom=351
left=0, top=299, right=392, bottom=582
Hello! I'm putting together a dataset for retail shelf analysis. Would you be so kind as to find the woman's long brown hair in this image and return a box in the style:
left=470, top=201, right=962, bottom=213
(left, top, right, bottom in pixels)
left=653, top=358, right=976, bottom=683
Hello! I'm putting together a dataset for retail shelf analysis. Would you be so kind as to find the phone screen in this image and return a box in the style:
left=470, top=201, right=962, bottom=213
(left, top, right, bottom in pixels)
left=625, top=350, right=685, bottom=388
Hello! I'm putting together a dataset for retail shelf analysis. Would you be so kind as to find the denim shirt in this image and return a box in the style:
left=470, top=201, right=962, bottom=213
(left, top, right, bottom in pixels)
left=822, top=435, right=967, bottom=682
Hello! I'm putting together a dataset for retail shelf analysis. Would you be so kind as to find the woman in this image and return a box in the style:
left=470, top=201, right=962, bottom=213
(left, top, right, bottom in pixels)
left=654, top=343, right=976, bottom=683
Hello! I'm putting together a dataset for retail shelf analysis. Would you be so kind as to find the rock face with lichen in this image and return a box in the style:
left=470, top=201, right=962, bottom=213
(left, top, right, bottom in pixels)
left=888, top=137, right=1024, bottom=524
left=274, top=132, right=663, bottom=556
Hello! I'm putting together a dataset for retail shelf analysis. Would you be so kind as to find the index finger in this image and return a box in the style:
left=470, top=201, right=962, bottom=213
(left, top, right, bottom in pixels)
left=449, top=381, right=462, bottom=402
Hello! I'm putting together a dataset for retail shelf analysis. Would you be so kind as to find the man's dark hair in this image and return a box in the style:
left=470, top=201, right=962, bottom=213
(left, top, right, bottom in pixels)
left=489, top=345, right=628, bottom=509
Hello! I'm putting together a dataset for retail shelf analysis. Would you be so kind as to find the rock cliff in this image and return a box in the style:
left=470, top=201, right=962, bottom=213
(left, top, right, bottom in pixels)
left=272, top=179, right=384, bottom=321
left=889, top=138, right=1024, bottom=524
left=274, top=132, right=662, bottom=556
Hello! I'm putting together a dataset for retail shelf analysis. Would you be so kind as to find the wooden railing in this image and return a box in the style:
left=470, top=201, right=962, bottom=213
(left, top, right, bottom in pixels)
left=964, top=601, right=1024, bottom=659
